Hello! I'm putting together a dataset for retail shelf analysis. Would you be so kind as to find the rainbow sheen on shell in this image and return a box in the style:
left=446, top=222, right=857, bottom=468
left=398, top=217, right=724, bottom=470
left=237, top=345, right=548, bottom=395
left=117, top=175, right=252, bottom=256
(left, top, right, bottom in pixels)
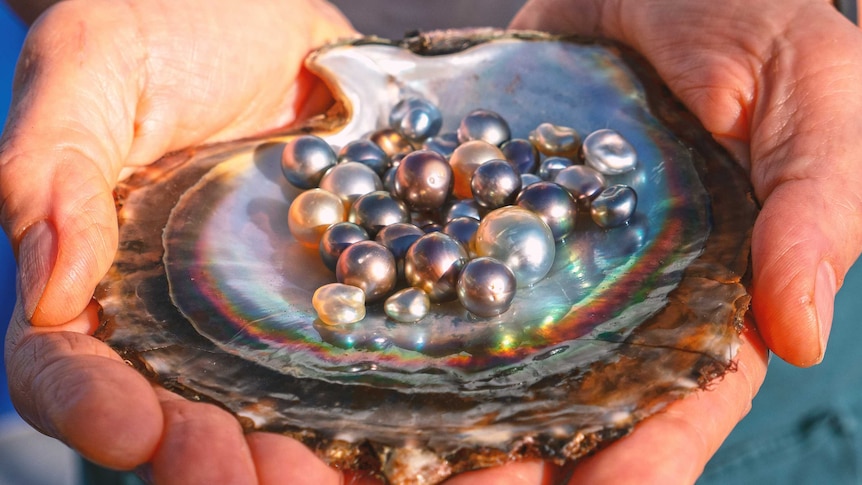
left=95, top=30, right=756, bottom=485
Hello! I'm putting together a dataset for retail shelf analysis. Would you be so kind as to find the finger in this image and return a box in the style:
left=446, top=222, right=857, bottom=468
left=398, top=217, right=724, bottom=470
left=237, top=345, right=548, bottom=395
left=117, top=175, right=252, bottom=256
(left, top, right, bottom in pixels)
left=151, top=389, right=258, bottom=485
left=245, top=432, right=343, bottom=485
left=444, top=460, right=559, bottom=485
left=4, top=299, right=163, bottom=469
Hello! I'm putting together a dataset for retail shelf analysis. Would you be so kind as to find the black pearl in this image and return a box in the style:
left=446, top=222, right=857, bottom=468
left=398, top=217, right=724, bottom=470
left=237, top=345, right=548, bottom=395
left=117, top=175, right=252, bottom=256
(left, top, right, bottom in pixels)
left=375, top=222, right=425, bottom=260
left=442, top=216, right=480, bottom=253
left=319, top=222, right=369, bottom=272
left=520, top=173, right=542, bottom=188
left=404, top=232, right=468, bottom=302
left=338, top=139, right=390, bottom=176
left=422, top=131, right=460, bottom=158
left=335, top=240, right=396, bottom=302
left=515, top=182, right=577, bottom=241
left=470, top=159, right=522, bottom=209
left=582, top=129, right=638, bottom=174
left=319, top=162, right=383, bottom=208
left=281, top=135, right=337, bottom=189
left=501, top=138, right=540, bottom=174
left=349, top=191, right=409, bottom=237
left=554, top=165, right=607, bottom=203
left=538, top=156, right=574, bottom=181
left=590, top=185, right=638, bottom=228
left=389, top=97, right=443, bottom=142
left=442, top=199, right=482, bottom=223
left=457, top=257, right=517, bottom=317
left=528, top=122, right=580, bottom=158
left=457, top=109, right=511, bottom=146
left=393, top=150, right=453, bottom=211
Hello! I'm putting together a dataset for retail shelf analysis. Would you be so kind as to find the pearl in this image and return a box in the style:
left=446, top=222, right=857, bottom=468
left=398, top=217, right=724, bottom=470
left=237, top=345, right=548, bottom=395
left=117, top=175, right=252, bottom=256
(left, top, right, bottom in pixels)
left=457, top=257, right=517, bottom=317
left=338, top=139, right=390, bottom=176
left=288, top=188, right=345, bottom=248
left=384, top=287, right=431, bottom=323
left=335, top=240, right=396, bottom=302
left=281, top=135, right=337, bottom=189
left=470, top=159, right=521, bottom=210
left=582, top=129, right=637, bottom=175
left=389, top=97, right=443, bottom=142
left=393, top=150, right=453, bottom=211
left=457, top=109, right=511, bottom=146
left=319, top=222, right=369, bottom=272
left=515, top=182, right=577, bottom=241
left=520, top=173, right=542, bottom=188
left=368, top=128, right=415, bottom=158
left=442, top=216, right=480, bottom=253
left=528, top=122, right=580, bottom=158
left=404, top=232, right=468, bottom=302
left=442, top=199, right=482, bottom=223
left=422, top=131, right=460, bottom=158
left=349, top=191, right=409, bottom=236
left=590, top=184, right=638, bottom=228
left=319, top=162, right=383, bottom=209
left=538, top=156, right=574, bottom=181
left=473, top=206, right=555, bottom=287
left=375, top=222, right=425, bottom=260
left=313, top=283, right=366, bottom=326
left=448, top=140, right=506, bottom=199
left=554, top=165, right=607, bottom=203
left=501, top=138, right=540, bottom=174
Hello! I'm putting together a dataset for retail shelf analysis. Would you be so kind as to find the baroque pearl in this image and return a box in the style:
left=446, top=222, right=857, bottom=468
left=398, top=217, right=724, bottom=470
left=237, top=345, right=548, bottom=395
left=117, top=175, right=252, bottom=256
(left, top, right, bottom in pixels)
left=319, top=222, right=369, bottom=272
left=288, top=188, right=345, bottom=248
left=393, top=150, right=453, bottom=211
left=582, top=129, right=638, bottom=175
left=457, top=257, right=517, bottom=317
left=448, top=140, right=506, bottom=199
left=473, top=206, right=555, bottom=287
left=515, top=181, right=577, bottom=241
left=470, top=159, right=522, bottom=209
left=349, top=191, right=409, bottom=236
left=590, top=184, right=638, bottom=228
left=281, top=135, right=337, bottom=189
left=554, top=165, right=607, bottom=203
left=313, top=283, right=366, bottom=326
left=457, top=109, right=511, bottom=146
left=389, top=97, right=443, bottom=142
left=338, top=139, right=390, bottom=176
left=528, top=122, right=580, bottom=158
left=384, top=287, right=431, bottom=323
left=319, top=162, right=383, bottom=209
left=404, top=232, right=468, bottom=302
left=335, top=240, right=397, bottom=302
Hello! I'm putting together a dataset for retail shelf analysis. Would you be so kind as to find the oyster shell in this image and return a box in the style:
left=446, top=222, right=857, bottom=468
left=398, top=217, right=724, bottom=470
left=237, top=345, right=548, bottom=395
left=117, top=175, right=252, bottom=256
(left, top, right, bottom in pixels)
left=95, top=30, right=756, bottom=484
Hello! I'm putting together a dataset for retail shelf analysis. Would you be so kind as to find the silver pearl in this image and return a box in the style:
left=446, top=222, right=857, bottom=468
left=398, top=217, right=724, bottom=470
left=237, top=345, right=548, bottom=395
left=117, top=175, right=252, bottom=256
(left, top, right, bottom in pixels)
left=312, top=283, right=366, bottom=326
left=457, top=109, right=511, bottom=146
left=473, top=206, right=555, bottom=287
left=515, top=182, right=577, bottom=241
left=582, top=129, right=638, bottom=175
left=590, top=184, right=638, bottom=228
left=422, top=131, right=460, bottom=158
left=520, top=173, right=542, bottom=188
left=457, top=257, right=516, bottom=317
left=470, top=159, right=522, bottom=209
left=336, top=240, right=396, bottom=302
left=501, top=138, right=540, bottom=174
left=375, top=222, right=425, bottom=260
left=367, top=128, right=415, bottom=158
left=538, top=156, right=574, bottom=181
left=338, top=139, right=390, bottom=176
left=288, top=188, right=345, bottom=247
left=319, top=222, right=369, bottom=272
left=528, top=122, right=580, bottom=158
left=348, top=191, right=409, bottom=236
left=442, top=216, right=480, bottom=253
left=389, top=97, right=443, bottom=142
left=319, top=162, right=383, bottom=209
left=393, top=150, right=453, bottom=211
left=384, top=287, right=431, bottom=323
left=554, top=165, right=607, bottom=203
left=442, top=199, right=482, bottom=223
left=448, top=140, right=506, bottom=199
left=404, top=232, right=468, bottom=302
left=281, top=135, right=337, bottom=189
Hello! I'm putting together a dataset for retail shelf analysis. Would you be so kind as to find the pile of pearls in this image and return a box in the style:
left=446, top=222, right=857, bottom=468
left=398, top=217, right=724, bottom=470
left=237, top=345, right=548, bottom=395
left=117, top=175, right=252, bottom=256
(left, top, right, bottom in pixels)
left=281, top=97, right=639, bottom=326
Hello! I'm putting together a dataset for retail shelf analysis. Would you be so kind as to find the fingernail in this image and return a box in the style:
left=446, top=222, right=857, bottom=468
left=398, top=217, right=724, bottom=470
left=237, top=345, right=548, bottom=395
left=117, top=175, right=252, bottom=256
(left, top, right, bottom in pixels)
left=815, top=260, right=837, bottom=357
left=18, top=220, right=57, bottom=321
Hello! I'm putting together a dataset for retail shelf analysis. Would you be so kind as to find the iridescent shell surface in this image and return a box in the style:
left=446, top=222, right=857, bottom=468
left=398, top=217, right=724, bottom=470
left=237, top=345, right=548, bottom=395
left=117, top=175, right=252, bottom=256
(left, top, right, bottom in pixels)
left=95, top=30, right=756, bottom=485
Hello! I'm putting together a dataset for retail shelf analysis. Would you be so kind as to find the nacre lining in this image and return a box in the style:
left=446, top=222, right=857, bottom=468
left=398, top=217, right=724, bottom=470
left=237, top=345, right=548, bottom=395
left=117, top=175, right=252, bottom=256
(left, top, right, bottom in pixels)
left=96, top=31, right=756, bottom=483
